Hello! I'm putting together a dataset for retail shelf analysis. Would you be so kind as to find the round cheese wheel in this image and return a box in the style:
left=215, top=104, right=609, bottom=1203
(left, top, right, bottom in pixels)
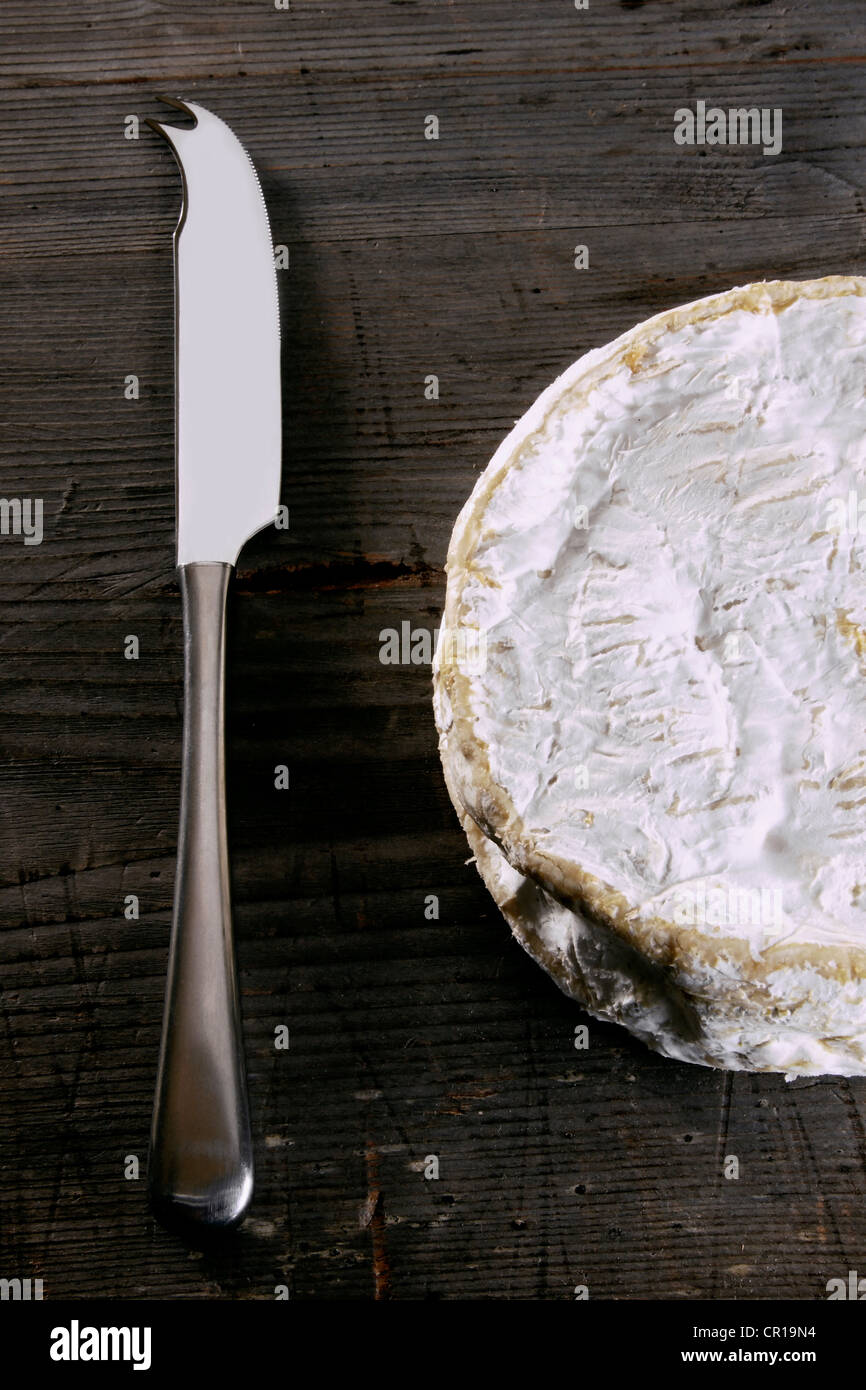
left=434, top=277, right=866, bottom=1075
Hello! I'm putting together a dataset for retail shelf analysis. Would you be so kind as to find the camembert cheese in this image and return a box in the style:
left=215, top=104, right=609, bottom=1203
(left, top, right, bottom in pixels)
left=434, top=278, right=866, bottom=1076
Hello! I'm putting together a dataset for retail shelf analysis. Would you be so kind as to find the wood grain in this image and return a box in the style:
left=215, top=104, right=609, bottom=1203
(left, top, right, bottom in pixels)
left=1, top=0, right=866, bottom=1300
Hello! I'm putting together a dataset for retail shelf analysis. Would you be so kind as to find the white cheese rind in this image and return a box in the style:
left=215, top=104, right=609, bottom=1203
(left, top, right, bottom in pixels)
left=464, top=809, right=866, bottom=1077
left=434, top=278, right=866, bottom=1075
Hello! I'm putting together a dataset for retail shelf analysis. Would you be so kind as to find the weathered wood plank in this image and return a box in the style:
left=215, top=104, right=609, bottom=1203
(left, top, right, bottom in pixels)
left=1, top=0, right=866, bottom=1301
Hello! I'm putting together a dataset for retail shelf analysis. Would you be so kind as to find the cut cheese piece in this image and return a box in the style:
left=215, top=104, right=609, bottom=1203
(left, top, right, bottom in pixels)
left=434, top=277, right=866, bottom=1075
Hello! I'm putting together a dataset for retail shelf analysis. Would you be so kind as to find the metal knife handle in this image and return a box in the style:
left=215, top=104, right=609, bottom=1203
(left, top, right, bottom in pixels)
left=149, top=561, right=253, bottom=1231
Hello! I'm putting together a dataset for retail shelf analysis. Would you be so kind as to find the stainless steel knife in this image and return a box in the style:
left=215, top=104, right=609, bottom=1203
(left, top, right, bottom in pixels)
left=145, top=98, right=281, bottom=1231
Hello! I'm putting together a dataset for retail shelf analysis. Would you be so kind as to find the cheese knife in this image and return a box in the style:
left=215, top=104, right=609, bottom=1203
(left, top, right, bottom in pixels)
left=145, top=98, right=281, bottom=1231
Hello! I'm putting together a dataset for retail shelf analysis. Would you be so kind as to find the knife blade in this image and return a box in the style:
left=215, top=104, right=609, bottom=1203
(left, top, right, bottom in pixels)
left=145, top=97, right=281, bottom=1231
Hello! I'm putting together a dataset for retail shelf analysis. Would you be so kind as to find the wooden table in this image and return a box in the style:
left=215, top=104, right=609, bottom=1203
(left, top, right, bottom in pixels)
left=1, top=0, right=865, bottom=1300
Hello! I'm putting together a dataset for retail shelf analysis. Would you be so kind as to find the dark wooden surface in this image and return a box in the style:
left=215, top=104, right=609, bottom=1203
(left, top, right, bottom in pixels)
left=1, top=0, right=866, bottom=1301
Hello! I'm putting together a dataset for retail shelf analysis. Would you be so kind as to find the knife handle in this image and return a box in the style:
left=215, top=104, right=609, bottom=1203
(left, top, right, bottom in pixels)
left=149, top=561, right=253, bottom=1232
